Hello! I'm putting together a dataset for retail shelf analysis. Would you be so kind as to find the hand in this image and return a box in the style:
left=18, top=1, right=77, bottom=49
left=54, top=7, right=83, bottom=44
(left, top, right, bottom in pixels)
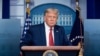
left=20, top=51, right=23, bottom=56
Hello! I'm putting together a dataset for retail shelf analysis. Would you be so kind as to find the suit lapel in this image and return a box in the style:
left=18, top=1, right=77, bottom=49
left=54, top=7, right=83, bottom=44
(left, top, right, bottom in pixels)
left=40, top=23, right=46, bottom=45
left=54, top=26, right=59, bottom=45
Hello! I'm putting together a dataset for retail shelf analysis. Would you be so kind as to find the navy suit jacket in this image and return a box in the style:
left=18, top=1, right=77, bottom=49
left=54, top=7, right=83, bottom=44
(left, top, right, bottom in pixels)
left=20, top=23, right=70, bottom=47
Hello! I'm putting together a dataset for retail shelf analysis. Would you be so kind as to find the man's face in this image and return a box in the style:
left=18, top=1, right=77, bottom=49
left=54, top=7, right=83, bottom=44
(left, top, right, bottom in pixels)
left=44, top=11, right=58, bottom=27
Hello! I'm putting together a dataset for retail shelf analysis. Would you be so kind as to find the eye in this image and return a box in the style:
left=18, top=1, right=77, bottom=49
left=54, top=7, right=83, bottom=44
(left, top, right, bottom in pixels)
left=53, top=16, right=57, bottom=18
left=48, top=16, right=52, bottom=18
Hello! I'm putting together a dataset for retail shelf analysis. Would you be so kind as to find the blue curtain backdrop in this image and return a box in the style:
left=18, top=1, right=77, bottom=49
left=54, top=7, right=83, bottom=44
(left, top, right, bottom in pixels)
left=87, top=0, right=100, bottom=19
left=2, top=0, right=10, bottom=19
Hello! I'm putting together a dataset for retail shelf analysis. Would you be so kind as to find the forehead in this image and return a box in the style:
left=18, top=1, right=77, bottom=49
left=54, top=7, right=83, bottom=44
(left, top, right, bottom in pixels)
left=45, top=11, right=58, bottom=16
left=46, top=12, right=57, bottom=15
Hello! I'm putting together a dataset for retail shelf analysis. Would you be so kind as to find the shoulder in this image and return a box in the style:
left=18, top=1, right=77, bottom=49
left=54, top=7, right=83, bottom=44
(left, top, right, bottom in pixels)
left=55, top=25, right=64, bottom=29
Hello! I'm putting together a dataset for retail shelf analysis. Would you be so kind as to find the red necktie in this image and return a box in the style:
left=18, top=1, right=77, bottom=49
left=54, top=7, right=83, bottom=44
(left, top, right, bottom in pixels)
left=49, top=27, right=54, bottom=46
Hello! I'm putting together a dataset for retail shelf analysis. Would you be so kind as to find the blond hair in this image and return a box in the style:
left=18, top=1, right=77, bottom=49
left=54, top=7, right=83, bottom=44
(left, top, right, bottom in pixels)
left=44, top=8, right=59, bottom=16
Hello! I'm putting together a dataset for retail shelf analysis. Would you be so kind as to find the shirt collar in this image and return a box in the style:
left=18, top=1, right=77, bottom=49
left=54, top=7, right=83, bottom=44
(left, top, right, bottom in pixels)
left=44, top=22, right=54, bottom=30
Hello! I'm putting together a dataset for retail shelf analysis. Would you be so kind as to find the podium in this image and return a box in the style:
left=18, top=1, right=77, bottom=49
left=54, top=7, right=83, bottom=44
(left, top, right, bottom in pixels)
left=21, top=46, right=80, bottom=56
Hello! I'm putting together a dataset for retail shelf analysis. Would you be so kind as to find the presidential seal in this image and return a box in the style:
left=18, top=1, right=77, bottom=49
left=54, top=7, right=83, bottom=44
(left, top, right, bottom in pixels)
left=43, top=50, right=58, bottom=56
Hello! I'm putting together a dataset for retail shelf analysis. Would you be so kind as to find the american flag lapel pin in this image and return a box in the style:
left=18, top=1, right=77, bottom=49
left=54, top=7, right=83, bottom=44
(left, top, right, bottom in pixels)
left=56, top=30, right=59, bottom=32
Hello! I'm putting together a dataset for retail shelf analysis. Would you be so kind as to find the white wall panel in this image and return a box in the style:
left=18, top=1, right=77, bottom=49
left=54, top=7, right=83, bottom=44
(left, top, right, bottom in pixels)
left=10, top=6, right=24, bottom=16
left=10, top=0, right=24, bottom=5
left=0, top=0, right=2, bottom=18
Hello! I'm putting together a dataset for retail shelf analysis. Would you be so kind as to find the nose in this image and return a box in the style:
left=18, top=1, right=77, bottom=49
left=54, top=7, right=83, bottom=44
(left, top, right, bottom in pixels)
left=50, top=17, right=54, bottom=21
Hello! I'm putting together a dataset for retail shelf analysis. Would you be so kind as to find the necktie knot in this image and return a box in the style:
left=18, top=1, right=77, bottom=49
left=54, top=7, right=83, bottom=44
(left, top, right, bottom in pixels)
left=50, top=27, right=52, bottom=31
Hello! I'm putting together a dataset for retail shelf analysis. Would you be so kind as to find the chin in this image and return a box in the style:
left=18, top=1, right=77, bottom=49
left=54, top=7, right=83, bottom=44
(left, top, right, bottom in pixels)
left=50, top=24, right=55, bottom=27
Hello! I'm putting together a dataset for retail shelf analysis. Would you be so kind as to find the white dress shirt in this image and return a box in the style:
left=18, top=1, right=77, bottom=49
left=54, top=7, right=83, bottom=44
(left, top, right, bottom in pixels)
left=44, top=22, right=54, bottom=46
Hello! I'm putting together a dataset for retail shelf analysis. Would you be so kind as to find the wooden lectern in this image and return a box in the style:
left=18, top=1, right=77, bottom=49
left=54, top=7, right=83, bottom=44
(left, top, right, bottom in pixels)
left=21, top=46, right=80, bottom=56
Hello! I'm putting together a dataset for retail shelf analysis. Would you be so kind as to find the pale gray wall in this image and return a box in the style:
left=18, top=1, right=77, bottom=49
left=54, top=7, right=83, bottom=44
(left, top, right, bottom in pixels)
left=79, top=0, right=86, bottom=20
left=0, top=0, right=2, bottom=19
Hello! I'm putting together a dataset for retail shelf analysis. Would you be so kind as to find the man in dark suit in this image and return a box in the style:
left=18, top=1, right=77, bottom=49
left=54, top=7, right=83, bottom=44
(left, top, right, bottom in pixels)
left=20, top=8, right=71, bottom=47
